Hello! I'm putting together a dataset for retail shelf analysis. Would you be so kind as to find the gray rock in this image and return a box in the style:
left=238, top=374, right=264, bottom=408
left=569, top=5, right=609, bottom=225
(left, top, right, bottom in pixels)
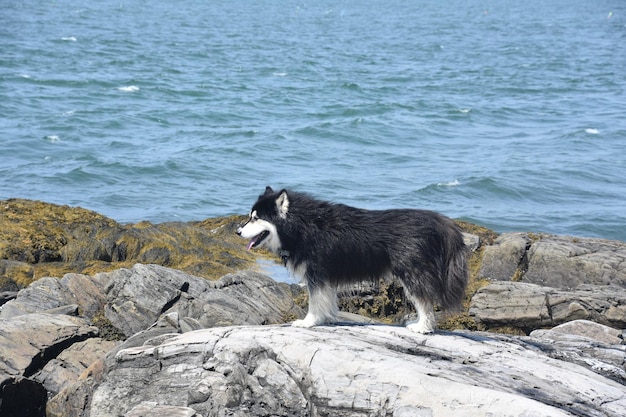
left=469, top=281, right=626, bottom=331
left=1, top=264, right=304, bottom=416
left=33, top=338, right=118, bottom=397
left=0, top=276, right=70, bottom=318
left=0, top=272, right=110, bottom=319
left=2, top=264, right=304, bottom=339
left=103, top=264, right=304, bottom=337
left=45, top=359, right=107, bottom=417
left=530, top=320, right=626, bottom=384
left=480, top=233, right=531, bottom=281
left=125, top=402, right=200, bottom=417
left=102, top=264, right=201, bottom=337
left=531, top=319, right=623, bottom=345
left=462, top=232, right=481, bottom=252
left=78, top=325, right=626, bottom=417
left=0, top=313, right=98, bottom=417
left=525, top=236, right=626, bottom=288
left=0, top=291, right=17, bottom=306
left=478, top=233, right=626, bottom=289
left=168, top=270, right=304, bottom=328
left=0, top=313, right=98, bottom=377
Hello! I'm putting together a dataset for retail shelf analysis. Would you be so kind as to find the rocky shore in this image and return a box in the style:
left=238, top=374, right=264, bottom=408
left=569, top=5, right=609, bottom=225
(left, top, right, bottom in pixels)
left=1, top=199, right=625, bottom=416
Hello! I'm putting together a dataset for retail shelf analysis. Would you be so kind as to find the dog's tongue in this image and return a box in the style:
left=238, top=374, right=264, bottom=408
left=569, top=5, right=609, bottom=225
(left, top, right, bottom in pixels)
left=246, top=238, right=257, bottom=251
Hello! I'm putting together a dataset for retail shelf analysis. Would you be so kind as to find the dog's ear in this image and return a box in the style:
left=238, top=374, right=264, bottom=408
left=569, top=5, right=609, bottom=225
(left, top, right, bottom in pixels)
left=275, top=189, right=289, bottom=219
left=264, top=186, right=274, bottom=195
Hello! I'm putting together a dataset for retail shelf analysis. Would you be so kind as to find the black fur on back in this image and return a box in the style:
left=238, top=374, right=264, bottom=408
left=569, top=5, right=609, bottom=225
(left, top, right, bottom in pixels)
left=251, top=187, right=469, bottom=310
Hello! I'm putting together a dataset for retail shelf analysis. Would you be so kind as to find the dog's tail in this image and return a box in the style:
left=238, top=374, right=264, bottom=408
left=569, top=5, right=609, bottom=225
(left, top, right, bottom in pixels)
left=440, top=228, right=470, bottom=311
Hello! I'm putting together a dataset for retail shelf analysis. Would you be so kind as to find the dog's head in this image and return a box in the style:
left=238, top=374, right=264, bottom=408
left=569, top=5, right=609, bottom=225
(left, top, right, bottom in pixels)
left=237, top=186, right=289, bottom=253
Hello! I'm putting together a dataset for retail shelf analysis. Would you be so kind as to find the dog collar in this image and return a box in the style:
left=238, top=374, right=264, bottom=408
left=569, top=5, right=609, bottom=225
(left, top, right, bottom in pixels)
left=279, top=250, right=290, bottom=266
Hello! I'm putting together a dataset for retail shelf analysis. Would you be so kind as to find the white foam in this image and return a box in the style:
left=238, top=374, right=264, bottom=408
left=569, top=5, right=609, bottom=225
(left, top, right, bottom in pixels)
left=118, top=85, right=139, bottom=92
left=45, top=135, right=60, bottom=143
left=458, top=108, right=471, bottom=113
left=61, top=36, right=77, bottom=42
left=585, top=128, right=599, bottom=135
left=438, top=180, right=460, bottom=187
left=273, top=72, right=287, bottom=77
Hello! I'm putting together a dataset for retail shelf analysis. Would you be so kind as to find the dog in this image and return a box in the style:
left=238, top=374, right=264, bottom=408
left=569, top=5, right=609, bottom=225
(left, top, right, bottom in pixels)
left=237, top=186, right=468, bottom=334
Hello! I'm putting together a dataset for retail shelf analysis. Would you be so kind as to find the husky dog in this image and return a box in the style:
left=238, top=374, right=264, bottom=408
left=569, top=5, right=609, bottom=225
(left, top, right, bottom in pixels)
left=237, top=187, right=468, bottom=334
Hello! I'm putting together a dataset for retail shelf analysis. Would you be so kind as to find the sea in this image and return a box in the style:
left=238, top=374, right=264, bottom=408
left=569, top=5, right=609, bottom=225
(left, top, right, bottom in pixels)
left=1, top=0, right=625, bottom=242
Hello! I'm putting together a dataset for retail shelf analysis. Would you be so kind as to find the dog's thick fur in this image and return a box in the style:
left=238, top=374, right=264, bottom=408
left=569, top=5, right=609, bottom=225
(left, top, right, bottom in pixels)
left=237, top=187, right=469, bottom=333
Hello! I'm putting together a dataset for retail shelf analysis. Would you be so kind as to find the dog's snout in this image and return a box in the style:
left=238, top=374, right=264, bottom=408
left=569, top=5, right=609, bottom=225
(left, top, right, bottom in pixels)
left=236, top=227, right=242, bottom=236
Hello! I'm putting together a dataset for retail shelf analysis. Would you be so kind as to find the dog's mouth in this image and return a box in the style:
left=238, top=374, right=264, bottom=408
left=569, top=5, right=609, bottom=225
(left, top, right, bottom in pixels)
left=246, top=230, right=270, bottom=251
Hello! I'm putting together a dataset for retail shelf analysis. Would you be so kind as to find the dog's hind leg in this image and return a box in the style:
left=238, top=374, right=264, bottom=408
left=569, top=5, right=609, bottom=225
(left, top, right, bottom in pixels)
left=405, top=295, right=436, bottom=334
left=292, top=284, right=338, bottom=328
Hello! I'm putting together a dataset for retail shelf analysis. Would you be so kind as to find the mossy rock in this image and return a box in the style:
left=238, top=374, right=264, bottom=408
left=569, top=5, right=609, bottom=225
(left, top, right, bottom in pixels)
left=0, top=199, right=255, bottom=288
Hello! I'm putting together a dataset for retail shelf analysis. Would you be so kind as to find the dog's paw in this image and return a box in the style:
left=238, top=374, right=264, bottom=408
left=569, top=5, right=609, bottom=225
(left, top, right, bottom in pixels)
left=407, top=322, right=435, bottom=334
left=292, top=313, right=327, bottom=328
left=292, top=318, right=317, bottom=328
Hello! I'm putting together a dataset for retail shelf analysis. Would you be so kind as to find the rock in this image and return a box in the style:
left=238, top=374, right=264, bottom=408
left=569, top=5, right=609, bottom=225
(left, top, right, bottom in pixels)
left=63, top=325, right=626, bottom=417
left=0, top=264, right=304, bottom=415
left=530, top=320, right=626, bottom=384
left=1, top=264, right=304, bottom=337
left=0, top=291, right=16, bottom=306
left=45, top=359, right=108, bottom=417
left=0, top=313, right=98, bottom=417
left=33, top=338, right=118, bottom=397
left=533, top=319, right=623, bottom=345
left=525, top=236, right=626, bottom=288
left=102, top=265, right=202, bottom=338
left=0, top=313, right=98, bottom=377
left=479, top=233, right=531, bottom=281
left=102, top=264, right=304, bottom=338
left=469, top=281, right=626, bottom=331
left=469, top=281, right=551, bottom=330
left=125, top=402, right=201, bottom=417
left=178, top=270, right=304, bottom=328
left=462, top=232, right=481, bottom=252
left=0, top=199, right=255, bottom=287
left=479, top=232, right=626, bottom=289
left=0, top=260, right=30, bottom=291
left=0, top=272, right=111, bottom=319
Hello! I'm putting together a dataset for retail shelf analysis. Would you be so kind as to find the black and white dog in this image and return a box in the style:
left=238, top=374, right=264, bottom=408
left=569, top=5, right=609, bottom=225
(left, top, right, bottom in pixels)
left=237, top=187, right=468, bottom=333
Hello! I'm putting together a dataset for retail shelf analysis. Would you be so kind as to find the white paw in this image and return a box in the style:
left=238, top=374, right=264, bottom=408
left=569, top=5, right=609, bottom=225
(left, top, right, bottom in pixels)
left=292, top=314, right=328, bottom=328
left=407, top=322, right=435, bottom=334
left=292, top=318, right=317, bottom=328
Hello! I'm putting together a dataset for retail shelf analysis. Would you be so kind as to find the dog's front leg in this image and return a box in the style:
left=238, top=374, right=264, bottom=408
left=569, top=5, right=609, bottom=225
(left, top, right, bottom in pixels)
left=292, top=283, right=338, bottom=328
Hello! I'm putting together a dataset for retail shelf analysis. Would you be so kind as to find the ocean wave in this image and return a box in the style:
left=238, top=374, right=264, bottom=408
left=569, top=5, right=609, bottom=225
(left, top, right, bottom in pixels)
left=117, top=85, right=139, bottom=92
left=437, top=180, right=461, bottom=187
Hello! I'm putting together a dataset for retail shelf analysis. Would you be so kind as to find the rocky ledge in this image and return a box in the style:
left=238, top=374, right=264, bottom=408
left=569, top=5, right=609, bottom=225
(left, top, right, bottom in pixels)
left=0, top=263, right=623, bottom=417
left=1, top=200, right=626, bottom=416
left=77, top=325, right=626, bottom=417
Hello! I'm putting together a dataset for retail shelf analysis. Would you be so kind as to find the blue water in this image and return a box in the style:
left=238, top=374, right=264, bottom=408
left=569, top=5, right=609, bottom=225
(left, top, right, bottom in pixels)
left=2, top=0, right=625, bottom=241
